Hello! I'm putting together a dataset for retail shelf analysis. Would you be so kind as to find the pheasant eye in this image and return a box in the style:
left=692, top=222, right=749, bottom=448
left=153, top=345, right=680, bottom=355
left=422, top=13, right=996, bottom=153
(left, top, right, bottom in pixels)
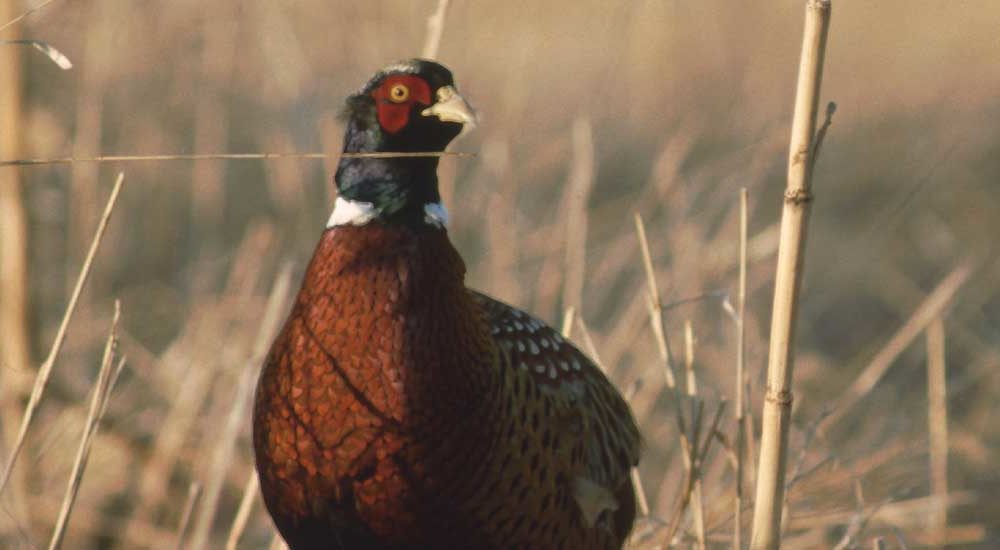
left=388, top=83, right=410, bottom=103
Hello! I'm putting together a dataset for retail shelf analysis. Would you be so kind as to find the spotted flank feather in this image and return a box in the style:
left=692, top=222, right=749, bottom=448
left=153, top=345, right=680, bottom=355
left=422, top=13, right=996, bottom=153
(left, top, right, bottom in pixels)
left=473, top=291, right=641, bottom=525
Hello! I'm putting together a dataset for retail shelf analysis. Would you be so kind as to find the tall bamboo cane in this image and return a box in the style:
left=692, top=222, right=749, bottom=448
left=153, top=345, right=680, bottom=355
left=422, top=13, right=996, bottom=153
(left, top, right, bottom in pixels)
left=750, top=2, right=832, bottom=548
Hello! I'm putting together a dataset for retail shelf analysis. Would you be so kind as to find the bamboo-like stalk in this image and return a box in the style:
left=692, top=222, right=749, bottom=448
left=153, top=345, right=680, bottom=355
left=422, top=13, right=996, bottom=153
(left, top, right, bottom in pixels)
left=0, top=0, right=29, bottom=373
left=750, top=2, right=832, bottom=548
left=734, top=188, right=748, bottom=549
left=926, top=318, right=948, bottom=547
left=48, top=302, right=125, bottom=549
left=0, top=172, right=126, bottom=496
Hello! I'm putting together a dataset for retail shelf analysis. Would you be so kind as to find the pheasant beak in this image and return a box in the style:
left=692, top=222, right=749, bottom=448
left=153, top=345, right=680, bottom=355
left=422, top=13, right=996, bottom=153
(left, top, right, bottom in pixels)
left=421, top=86, right=477, bottom=128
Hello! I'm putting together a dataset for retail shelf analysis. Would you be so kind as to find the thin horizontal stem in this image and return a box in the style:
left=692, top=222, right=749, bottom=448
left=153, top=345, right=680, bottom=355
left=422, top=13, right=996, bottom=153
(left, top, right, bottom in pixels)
left=0, top=151, right=477, bottom=168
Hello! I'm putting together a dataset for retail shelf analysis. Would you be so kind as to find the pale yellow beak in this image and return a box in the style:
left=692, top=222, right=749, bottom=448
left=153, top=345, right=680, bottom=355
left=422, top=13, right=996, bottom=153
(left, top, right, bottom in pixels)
left=421, top=86, right=477, bottom=127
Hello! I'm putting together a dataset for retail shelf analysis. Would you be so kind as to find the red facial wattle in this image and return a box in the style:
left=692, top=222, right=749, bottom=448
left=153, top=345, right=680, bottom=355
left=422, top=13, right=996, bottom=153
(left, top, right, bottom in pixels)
left=372, top=75, right=432, bottom=134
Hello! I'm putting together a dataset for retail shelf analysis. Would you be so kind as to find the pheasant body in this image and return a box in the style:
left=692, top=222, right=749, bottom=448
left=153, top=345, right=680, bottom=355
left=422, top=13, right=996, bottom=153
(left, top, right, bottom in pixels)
left=253, top=60, right=640, bottom=550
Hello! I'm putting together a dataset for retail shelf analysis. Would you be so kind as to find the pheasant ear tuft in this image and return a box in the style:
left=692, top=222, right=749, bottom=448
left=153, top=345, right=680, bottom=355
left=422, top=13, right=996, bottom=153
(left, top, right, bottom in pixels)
left=339, top=94, right=375, bottom=128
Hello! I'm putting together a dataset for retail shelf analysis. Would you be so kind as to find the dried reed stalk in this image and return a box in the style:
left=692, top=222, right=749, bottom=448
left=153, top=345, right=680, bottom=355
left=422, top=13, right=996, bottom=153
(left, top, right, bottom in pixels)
left=1, top=151, right=475, bottom=167
left=48, top=301, right=126, bottom=549
left=560, top=307, right=575, bottom=338
left=225, top=473, right=260, bottom=550
left=174, top=482, right=202, bottom=550
left=191, top=1, right=238, bottom=240
left=633, top=216, right=726, bottom=545
left=0, top=0, right=57, bottom=33
left=631, top=467, right=651, bottom=519
left=123, top=224, right=274, bottom=543
left=926, top=318, right=948, bottom=546
left=574, top=314, right=652, bottom=521
left=633, top=212, right=704, bottom=543
left=684, top=321, right=707, bottom=550
left=750, top=2, right=832, bottom=548
left=0, top=172, right=125, bottom=496
left=421, top=0, right=450, bottom=59
left=0, top=0, right=31, bottom=528
left=269, top=534, right=289, bottom=550
left=0, top=0, right=29, bottom=375
left=824, top=261, right=972, bottom=428
left=483, top=138, right=522, bottom=304
left=563, top=117, right=595, bottom=311
left=734, top=188, right=748, bottom=549
left=187, top=263, right=293, bottom=549
left=633, top=213, right=678, bottom=389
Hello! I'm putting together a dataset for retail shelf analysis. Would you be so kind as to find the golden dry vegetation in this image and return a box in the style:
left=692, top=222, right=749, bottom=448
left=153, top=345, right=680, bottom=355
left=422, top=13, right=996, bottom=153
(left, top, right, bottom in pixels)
left=1, top=1, right=999, bottom=548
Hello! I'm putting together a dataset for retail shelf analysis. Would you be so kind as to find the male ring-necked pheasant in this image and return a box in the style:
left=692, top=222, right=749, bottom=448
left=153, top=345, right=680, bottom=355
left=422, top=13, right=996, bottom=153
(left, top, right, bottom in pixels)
left=253, top=59, right=641, bottom=550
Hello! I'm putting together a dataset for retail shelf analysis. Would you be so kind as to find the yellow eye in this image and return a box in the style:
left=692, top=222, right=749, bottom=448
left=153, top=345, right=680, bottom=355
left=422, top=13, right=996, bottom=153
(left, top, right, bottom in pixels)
left=389, top=83, right=410, bottom=103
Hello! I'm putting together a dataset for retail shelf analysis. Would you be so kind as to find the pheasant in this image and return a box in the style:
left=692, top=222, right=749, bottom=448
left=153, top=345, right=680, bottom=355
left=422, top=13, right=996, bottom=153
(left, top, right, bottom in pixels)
left=253, top=59, right=641, bottom=550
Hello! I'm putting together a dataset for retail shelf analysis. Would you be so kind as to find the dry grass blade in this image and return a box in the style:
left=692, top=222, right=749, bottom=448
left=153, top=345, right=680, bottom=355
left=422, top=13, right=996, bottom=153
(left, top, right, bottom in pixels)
left=2, top=39, right=71, bottom=69
left=269, top=534, right=289, bottom=550
left=664, top=400, right=727, bottom=547
left=421, top=0, right=450, bottom=59
left=560, top=307, right=575, bottom=338
left=0, top=0, right=57, bottom=33
left=823, top=261, right=972, bottom=429
left=562, top=117, right=595, bottom=311
left=174, top=481, right=202, bottom=550
left=0, top=151, right=476, bottom=168
left=733, top=187, right=748, bottom=549
left=926, top=318, right=948, bottom=546
left=575, top=316, right=605, bottom=372
left=0, top=171, right=125, bottom=496
left=48, top=301, right=124, bottom=550
left=188, top=263, right=294, bottom=550
left=225, top=473, right=260, bottom=550
left=831, top=481, right=892, bottom=550
left=683, top=320, right=706, bottom=550
left=634, top=211, right=720, bottom=546
left=633, top=213, right=678, bottom=389
left=631, top=467, right=650, bottom=518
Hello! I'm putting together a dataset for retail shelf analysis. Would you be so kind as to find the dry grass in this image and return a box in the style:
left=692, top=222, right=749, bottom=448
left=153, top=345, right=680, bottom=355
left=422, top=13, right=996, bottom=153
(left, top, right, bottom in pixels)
left=2, top=1, right=1000, bottom=548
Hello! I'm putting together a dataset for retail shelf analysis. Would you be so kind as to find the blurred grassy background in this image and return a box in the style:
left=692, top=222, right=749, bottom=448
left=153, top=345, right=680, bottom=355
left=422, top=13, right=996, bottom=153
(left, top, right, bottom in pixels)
left=1, top=0, right=999, bottom=548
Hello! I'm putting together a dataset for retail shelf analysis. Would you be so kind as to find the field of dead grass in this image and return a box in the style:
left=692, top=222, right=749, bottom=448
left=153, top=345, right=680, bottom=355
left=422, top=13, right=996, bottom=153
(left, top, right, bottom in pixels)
left=1, top=1, right=999, bottom=548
